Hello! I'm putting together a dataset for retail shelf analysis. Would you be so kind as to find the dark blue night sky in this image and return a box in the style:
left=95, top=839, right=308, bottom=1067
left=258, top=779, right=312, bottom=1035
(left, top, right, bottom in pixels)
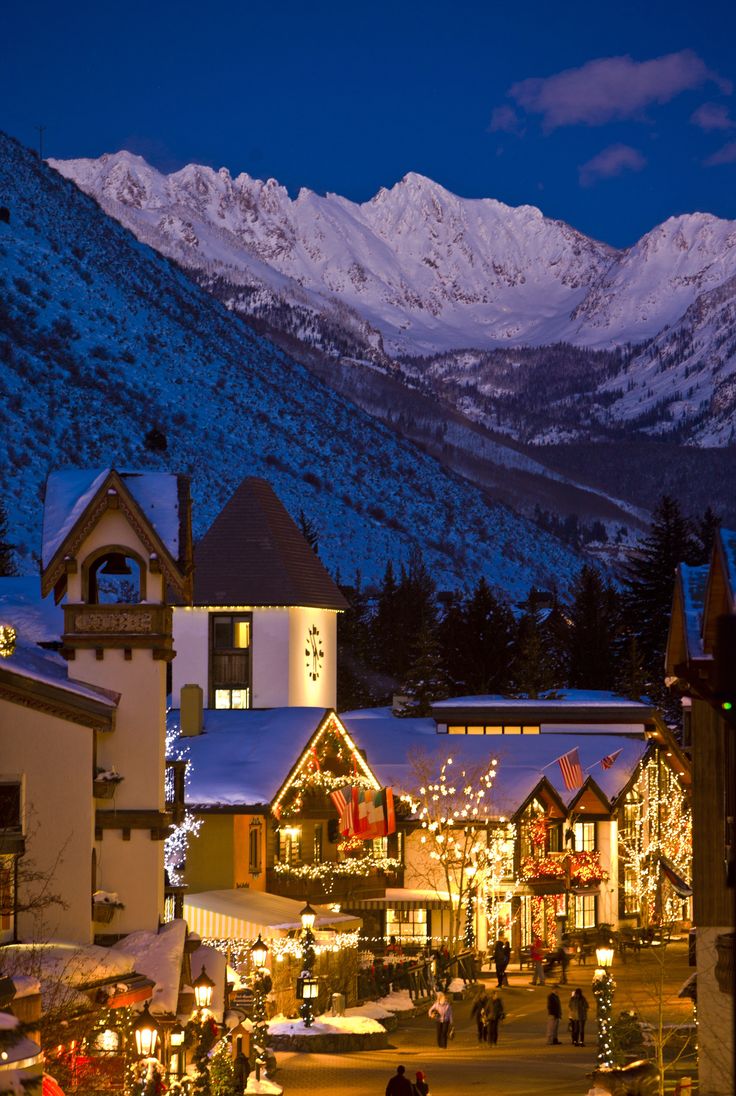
left=3, top=0, right=736, bottom=246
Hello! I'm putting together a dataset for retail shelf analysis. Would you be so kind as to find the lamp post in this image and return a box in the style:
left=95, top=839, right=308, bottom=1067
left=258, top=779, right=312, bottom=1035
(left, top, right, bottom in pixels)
left=133, top=1006, right=162, bottom=1096
left=250, top=934, right=271, bottom=1079
left=192, top=965, right=215, bottom=1014
left=298, top=901, right=318, bottom=1027
left=168, top=1022, right=185, bottom=1081
left=593, top=944, right=616, bottom=1068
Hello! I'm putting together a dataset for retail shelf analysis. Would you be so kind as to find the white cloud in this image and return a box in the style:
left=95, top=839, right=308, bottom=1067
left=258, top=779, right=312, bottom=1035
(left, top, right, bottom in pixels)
left=704, top=141, right=736, bottom=166
left=691, top=102, right=735, bottom=131
left=579, top=144, right=647, bottom=187
left=503, top=51, right=728, bottom=130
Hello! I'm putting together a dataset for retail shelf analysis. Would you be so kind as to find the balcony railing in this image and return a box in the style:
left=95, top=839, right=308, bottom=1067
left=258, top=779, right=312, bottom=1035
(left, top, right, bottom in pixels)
left=267, top=861, right=402, bottom=904
left=520, top=850, right=608, bottom=890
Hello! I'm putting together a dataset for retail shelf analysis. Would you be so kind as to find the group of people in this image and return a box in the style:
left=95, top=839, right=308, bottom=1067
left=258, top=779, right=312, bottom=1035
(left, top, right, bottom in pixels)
left=470, top=987, right=506, bottom=1045
left=530, top=933, right=571, bottom=986
left=546, top=988, right=590, bottom=1046
left=386, top=1065, right=429, bottom=1096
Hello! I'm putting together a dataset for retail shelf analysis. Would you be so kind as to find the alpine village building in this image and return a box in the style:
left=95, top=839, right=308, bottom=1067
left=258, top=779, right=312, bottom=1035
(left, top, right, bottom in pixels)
left=0, top=466, right=698, bottom=1088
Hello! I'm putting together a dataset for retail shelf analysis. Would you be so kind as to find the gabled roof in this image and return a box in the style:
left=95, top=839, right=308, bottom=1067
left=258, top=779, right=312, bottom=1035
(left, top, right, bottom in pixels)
left=192, top=477, right=348, bottom=610
left=41, top=468, right=193, bottom=602
left=340, top=707, right=649, bottom=816
left=168, top=707, right=333, bottom=806
left=431, top=690, right=655, bottom=728
left=666, top=564, right=709, bottom=671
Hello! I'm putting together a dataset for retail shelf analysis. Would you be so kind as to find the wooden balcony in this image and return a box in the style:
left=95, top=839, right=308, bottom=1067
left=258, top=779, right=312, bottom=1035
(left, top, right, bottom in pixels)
left=62, top=602, right=174, bottom=660
left=266, top=864, right=402, bottom=905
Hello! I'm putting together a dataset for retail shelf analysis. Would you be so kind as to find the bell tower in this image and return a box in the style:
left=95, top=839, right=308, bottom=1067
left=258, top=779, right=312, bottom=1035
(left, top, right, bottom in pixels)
left=41, top=469, right=192, bottom=936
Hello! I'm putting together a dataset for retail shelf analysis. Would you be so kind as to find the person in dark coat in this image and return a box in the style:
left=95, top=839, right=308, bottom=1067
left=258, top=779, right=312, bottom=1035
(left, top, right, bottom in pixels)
left=569, top=987, right=590, bottom=1046
left=493, top=934, right=511, bottom=987
left=546, top=990, right=562, bottom=1044
left=386, top=1064, right=414, bottom=1096
left=413, top=1070, right=429, bottom=1095
left=485, top=989, right=505, bottom=1046
left=470, top=987, right=490, bottom=1043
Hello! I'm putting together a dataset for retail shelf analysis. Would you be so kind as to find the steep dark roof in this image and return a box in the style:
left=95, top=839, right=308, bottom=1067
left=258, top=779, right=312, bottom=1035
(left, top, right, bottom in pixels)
left=193, top=477, right=348, bottom=610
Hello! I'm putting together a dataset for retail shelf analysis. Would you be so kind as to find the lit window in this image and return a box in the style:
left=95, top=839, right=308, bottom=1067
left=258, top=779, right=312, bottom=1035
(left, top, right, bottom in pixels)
left=522, top=725, right=540, bottom=734
left=233, top=621, right=250, bottom=649
left=504, top=725, right=521, bottom=735
left=574, top=822, right=595, bottom=851
left=575, top=894, right=596, bottom=929
left=215, top=688, right=250, bottom=710
left=448, top=725, right=465, bottom=735
left=485, top=725, right=504, bottom=735
left=467, top=725, right=484, bottom=735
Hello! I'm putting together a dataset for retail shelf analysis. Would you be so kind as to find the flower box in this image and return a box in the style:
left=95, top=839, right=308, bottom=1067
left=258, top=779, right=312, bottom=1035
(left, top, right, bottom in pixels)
left=94, top=771, right=124, bottom=798
left=92, top=902, right=120, bottom=924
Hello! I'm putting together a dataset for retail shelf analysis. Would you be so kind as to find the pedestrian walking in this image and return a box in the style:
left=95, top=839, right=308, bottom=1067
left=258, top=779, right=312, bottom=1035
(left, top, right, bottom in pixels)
left=386, top=1064, right=414, bottom=1096
left=493, top=933, right=511, bottom=987
left=470, top=986, right=490, bottom=1043
left=485, top=988, right=505, bottom=1046
left=569, top=987, right=590, bottom=1046
left=546, top=990, right=562, bottom=1044
left=428, top=991, right=453, bottom=1048
left=530, top=935, right=546, bottom=985
left=413, top=1070, right=429, bottom=1096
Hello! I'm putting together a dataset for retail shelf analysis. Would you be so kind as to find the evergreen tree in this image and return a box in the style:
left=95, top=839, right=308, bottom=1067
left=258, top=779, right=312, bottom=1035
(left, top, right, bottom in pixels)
left=441, top=578, right=515, bottom=694
left=297, top=509, right=319, bottom=556
left=567, top=566, right=622, bottom=690
left=511, top=611, right=560, bottom=698
left=336, top=572, right=379, bottom=710
left=371, top=560, right=401, bottom=676
left=399, top=623, right=448, bottom=716
left=624, top=496, right=699, bottom=697
left=373, top=552, right=437, bottom=680
left=695, top=506, right=721, bottom=564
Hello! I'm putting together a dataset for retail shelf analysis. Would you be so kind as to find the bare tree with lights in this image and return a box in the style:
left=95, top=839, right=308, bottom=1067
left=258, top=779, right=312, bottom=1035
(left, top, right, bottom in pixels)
left=402, top=750, right=500, bottom=950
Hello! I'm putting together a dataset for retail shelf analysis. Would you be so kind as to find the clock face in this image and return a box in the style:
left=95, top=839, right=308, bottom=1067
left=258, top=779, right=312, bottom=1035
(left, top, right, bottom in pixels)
left=305, top=624, right=324, bottom=682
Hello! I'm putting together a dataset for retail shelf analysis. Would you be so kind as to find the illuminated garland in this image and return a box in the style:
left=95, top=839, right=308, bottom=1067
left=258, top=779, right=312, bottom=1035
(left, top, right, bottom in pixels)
left=592, top=968, right=616, bottom=1068
left=272, top=856, right=401, bottom=888
left=165, top=720, right=202, bottom=889
left=520, top=850, right=607, bottom=886
left=202, top=932, right=361, bottom=969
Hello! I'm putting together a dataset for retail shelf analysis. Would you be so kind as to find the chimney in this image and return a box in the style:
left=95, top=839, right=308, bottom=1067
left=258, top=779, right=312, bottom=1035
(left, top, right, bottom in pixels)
left=180, top=684, right=203, bottom=736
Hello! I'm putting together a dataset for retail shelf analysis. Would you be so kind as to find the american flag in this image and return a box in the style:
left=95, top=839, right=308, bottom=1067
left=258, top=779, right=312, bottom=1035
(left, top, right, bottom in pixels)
left=600, top=749, right=622, bottom=770
left=330, top=786, right=354, bottom=835
left=557, top=748, right=584, bottom=791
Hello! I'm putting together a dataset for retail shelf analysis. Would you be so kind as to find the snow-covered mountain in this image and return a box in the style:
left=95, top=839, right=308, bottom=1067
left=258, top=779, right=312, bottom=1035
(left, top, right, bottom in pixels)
left=0, top=132, right=592, bottom=596
left=50, top=151, right=736, bottom=444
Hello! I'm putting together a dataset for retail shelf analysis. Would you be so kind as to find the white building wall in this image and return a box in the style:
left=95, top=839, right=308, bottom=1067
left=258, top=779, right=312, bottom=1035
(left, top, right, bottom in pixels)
left=1, top=700, right=94, bottom=944
left=253, top=609, right=291, bottom=708
left=597, top=820, right=619, bottom=927
left=287, top=607, right=338, bottom=708
left=171, top=609, right=209, bottom=707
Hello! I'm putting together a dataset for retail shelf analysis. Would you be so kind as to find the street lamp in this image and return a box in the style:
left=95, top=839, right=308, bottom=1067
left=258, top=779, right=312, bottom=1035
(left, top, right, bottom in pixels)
left=133, top=1005, right=161, bottom=1059
left=193, top=965, right=215, bottom=1013
left=593, top=944, right=615, bottom=1068
left=298, top=900, right=317, bottom=1027
left=250, top=935, right=271, bottom=1078
left=168, top=1022, right=185, bottom=1080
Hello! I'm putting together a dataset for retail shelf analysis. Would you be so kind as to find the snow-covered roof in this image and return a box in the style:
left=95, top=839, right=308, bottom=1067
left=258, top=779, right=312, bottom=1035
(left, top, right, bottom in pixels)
left=432, top=689, right=652, bottom=712
left=0, top=576, right=64, bottom=644
left=42, top=468, right=182, bottom=568
left=718, top=528, right=736, bottom=603
left=112, top=920, right=187, bottom=1018
left=168, top=708, right=332, bottom=806
left=679, top=564, right=709, bottom=659
left=0, top=943, right=136, bottom=994
left=341, top=707, right=648, bottom=813
left=0, top=636, right=119, bottom=710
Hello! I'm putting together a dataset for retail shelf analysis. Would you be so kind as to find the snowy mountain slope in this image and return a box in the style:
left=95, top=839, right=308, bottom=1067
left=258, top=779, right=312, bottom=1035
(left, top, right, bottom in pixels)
left=50, top=152, right=615, bottom=353
left=50, top=151, right=736, bottom=445
left=0, top=132, right=586, bottom=598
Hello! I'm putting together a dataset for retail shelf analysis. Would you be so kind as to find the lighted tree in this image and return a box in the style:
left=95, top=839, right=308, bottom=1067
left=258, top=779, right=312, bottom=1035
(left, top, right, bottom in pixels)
left=403, top=750, right=500, bottom=950
left=165, top=723, right=202, bottom=894
left=617, top=756, right=692, bottom=928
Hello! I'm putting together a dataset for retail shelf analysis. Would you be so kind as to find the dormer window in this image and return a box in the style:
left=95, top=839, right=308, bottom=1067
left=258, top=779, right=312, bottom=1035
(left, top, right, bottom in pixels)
left=210, top=613, right=251, bottom=709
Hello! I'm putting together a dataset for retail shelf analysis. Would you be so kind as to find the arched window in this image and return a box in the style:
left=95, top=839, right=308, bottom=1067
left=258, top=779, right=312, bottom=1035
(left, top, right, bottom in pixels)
left=85, top=548, right=145, bottom=604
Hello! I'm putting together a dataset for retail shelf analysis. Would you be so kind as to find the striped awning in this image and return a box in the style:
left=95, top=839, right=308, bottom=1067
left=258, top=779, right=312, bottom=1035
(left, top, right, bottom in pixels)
left=183, top=889, right=361, bottom=940
left=348, top=888, right=451, bottom=912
